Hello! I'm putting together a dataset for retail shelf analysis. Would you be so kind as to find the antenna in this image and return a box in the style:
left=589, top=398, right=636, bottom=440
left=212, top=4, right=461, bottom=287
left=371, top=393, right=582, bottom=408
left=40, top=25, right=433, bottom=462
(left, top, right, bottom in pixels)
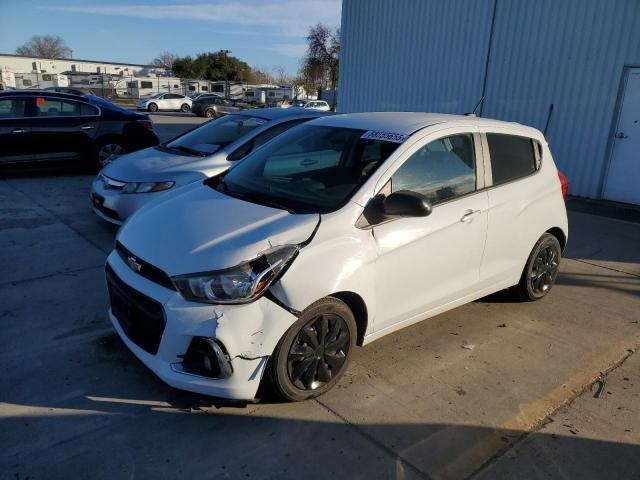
left=465, top=96, right=484, bottom=117
left=543, top=103, right=554, bottom=136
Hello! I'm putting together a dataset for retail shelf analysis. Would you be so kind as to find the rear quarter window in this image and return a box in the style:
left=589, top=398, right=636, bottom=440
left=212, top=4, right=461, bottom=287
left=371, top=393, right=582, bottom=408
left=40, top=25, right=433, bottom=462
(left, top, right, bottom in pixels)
left=0, top=98, right=27, bottom=118
left=487, top=133, right=537, bottom=185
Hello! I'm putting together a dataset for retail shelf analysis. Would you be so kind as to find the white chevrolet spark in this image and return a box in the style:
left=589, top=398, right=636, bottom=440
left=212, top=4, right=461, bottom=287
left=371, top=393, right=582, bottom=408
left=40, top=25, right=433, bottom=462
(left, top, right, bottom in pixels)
left=106, top=112, right=569, bottom=401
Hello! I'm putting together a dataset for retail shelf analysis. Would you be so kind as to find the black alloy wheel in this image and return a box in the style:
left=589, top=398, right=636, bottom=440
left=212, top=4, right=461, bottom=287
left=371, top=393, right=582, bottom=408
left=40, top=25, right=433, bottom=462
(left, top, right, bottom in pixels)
left=512, top=233, right=562, bottom=301
left=268, top=297, right=356, bottom=401
left=287, top=313, right=350, bottom=391
left=530, top=244, right=560, bottom=296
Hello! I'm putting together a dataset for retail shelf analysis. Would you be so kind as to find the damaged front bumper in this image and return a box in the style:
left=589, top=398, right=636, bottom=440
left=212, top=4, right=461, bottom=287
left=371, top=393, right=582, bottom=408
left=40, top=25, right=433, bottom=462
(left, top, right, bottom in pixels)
left=106, top=251, right=299, bottom=400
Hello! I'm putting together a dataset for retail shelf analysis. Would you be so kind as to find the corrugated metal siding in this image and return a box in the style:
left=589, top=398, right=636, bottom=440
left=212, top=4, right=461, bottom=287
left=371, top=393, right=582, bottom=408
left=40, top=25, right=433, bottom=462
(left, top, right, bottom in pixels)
left=339, top=0, right=640, bottom=198
left=339, top=0, right=495, bottom=114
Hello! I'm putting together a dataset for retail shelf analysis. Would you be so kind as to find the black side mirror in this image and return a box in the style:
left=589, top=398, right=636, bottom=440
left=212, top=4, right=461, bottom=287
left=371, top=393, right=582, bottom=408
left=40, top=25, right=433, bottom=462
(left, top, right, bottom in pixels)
left=383, top=190, right=432, bottom=217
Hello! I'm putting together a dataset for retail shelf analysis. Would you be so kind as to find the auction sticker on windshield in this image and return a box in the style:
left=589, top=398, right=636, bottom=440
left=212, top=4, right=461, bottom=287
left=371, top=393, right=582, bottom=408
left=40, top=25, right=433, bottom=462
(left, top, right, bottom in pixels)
left=361, top=130, right=410, bottom=143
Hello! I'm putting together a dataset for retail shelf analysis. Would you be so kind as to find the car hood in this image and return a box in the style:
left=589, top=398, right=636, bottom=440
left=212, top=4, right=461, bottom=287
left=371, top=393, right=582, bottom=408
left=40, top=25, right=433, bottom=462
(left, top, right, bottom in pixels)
left=101, top=147, right=231, bottom=185
left=117, top=183, right=320, bottom=276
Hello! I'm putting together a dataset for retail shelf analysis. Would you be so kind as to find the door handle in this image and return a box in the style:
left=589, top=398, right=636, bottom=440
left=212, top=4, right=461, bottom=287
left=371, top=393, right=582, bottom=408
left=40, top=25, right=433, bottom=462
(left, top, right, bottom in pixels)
left=614, top=132, right=628, bottom=139
left=460, top=209, right=481, bottom=223
left=300, top=158, right=318, bottom=166
left=80, top=125, right=95, bottom=130
left=11, top=128, right=26, bottom=134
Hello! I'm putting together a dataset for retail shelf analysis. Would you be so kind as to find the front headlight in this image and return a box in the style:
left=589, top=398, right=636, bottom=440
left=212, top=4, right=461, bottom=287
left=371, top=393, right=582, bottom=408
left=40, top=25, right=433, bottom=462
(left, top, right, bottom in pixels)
left=121, top=181, right=175, bottom=194
left=172, top=245, right=299, bottom=304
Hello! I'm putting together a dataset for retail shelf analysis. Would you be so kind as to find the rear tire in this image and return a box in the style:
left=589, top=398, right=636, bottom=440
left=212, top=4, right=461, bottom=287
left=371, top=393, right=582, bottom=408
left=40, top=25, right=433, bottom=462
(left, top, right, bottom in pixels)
left=511, top=233, right=562, bottom=301
left=94, top=139, right=126, bottom=169
left=180, top=103, right=191, bottom=113
left=205, top=108, right=216, bottom=118
left=267, top=297, right=356, bottom=402
left=148, top=103, right=158, bottom=112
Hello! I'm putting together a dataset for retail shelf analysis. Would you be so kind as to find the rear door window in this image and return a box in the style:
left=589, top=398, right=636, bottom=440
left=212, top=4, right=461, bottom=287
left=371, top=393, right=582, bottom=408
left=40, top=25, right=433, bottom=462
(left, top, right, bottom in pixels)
left=80, top=103, right=99, bottom=116
left=35, top=97, right=82, bottom=116
left=487, top=134, right=537, bottom=185
left=0, top=97, right=28, bottom=118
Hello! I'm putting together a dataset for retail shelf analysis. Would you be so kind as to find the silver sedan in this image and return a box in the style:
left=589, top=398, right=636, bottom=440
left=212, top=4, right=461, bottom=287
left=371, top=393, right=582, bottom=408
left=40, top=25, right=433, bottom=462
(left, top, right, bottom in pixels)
left=90, top=108, right=333, bottom=224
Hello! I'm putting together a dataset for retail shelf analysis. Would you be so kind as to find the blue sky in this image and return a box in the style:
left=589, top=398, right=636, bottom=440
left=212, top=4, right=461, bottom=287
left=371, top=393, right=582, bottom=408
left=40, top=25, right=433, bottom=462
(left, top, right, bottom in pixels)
left=0, top=0, right=342, bottom=74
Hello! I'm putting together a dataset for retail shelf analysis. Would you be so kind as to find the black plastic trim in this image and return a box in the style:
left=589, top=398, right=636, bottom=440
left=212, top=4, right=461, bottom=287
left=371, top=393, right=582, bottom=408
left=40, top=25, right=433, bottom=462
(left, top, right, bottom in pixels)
left=116, top=241, right=176, bottom=291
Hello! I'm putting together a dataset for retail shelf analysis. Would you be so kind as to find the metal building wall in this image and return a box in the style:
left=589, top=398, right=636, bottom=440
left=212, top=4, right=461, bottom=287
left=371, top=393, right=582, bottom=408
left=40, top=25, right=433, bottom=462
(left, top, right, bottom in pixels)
left=339, top=0, right=640, bottom=198
left=339, top=0, right=495, bottom=114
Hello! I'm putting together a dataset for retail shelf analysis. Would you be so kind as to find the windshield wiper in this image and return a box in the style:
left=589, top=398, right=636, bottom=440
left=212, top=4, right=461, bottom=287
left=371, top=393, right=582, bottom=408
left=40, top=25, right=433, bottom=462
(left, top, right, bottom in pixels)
left=173, top=145, right=208, bottom=157
left=241, top=191, right=296, bottom=214
left=218, top=183, right=295, bottom=214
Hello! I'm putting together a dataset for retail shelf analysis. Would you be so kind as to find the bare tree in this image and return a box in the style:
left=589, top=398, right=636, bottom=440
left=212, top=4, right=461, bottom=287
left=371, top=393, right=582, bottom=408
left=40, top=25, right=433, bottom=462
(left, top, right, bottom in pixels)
left=250, top=67, right=274, bottom=85
left=272, top=65, right=292, bottom=85
left=300, top=24, right=340, bottom=92
left=16, top=35, right=72, bottom=59
left=151, top=52, right=178, bottom=72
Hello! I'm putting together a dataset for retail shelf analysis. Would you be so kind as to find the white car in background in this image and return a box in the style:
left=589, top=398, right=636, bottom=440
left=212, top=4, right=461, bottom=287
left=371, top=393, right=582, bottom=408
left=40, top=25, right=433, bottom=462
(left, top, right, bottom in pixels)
left=136, top=93, right=192, bottom=113
left=285, top=99, right=331, bottom=111
left=105, top=112, right=569, bottom=402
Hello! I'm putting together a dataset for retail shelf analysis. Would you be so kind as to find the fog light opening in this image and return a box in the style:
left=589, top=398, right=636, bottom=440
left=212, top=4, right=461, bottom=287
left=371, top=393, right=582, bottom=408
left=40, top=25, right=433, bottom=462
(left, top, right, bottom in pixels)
left=179, top=337, right=233, bottom=379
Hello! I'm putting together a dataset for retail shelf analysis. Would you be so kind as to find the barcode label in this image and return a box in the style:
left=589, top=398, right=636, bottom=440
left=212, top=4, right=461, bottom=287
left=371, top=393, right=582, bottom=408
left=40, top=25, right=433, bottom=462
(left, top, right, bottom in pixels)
left=361, top=130, right=410, bottom=143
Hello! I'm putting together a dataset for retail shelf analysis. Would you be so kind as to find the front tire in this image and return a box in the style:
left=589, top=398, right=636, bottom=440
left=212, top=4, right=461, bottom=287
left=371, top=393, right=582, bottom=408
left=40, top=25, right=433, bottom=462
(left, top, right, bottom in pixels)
left=180, top=103, right=191, bottom=113
left=268, top=297, right=356, bottom=401
left=512, top=233, right=562, bottom=301
left=147, top=103, right=158, bottom=112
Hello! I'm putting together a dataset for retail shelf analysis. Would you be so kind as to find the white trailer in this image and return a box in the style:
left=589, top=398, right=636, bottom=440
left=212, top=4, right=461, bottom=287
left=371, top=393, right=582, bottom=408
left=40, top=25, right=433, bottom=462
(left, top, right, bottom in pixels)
left=14, top=72, right=68, bottom=89
left=126, top=77, right=183, bottom=98
left=0, top=69, right=16, bottom=89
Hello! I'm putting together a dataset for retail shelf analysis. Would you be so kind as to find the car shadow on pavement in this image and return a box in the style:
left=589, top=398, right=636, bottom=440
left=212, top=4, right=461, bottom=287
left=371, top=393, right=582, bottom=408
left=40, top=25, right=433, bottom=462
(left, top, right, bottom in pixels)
left=1, top=386, right=638, bottom=480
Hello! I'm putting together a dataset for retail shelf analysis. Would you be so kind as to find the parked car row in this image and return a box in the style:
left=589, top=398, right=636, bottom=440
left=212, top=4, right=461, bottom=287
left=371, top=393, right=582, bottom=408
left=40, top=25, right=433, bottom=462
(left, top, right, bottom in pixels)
left=132, top=92, right=332, bottom=118
left=0, top=88, right=569, bottom=403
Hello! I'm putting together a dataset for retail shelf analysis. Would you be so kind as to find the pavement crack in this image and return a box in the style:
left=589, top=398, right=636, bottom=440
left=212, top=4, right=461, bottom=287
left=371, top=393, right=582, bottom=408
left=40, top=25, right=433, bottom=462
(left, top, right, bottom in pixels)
left=313, top=397, right=433, bottom=480
left=566, top=257, right=640, bottom=279
left=468, top=346, right=640, bottom=479
left=0, top=264, right=105, bottom=287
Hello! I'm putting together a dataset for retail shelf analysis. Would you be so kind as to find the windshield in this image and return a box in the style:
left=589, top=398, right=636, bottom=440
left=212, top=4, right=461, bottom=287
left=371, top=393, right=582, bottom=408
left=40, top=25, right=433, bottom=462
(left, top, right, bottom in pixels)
left=215, top=125, right=401, bottom=213
left=294, top=100, right=307, bottom=107
left=146, top=93, right=163, bottom=99
left=165, top=114, right=267, bottom=156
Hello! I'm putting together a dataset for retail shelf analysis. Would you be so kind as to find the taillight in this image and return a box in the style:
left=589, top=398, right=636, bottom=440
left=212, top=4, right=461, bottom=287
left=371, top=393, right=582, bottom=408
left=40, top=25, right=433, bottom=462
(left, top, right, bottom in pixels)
left=137, top=119, right=155, bottom=130
left=557, top=171, right=569, bottom=198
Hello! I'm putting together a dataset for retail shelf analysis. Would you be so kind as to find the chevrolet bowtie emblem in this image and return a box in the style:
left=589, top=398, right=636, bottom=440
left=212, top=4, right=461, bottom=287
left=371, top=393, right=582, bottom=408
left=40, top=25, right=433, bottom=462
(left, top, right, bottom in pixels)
left=126, top=255, right=142, bottom=273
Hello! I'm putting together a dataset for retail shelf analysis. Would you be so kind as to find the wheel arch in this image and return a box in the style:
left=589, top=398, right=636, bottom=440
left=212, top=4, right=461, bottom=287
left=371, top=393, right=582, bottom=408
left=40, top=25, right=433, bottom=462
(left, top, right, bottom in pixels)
left=330, top=291, right=368, bottom=346
left=546, top=226, right=567, bottom=252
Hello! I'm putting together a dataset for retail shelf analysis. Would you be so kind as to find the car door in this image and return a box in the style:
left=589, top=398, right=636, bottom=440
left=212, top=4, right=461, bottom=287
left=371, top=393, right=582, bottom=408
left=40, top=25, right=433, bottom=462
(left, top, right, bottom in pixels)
left=371, top=127, right=489, bottom=332
left=29, top=96, right=100, bottom=161
left=167, top=94, right=183, bottom=110
left=478, top=129, right=545, bottom=288
left=0, top=95, right=38, bottom=164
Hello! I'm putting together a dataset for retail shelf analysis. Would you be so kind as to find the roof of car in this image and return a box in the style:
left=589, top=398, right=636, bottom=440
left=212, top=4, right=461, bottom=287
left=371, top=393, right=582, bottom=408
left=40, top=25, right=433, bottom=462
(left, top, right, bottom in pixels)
left=308, top=112, right=533, bottom=136
left=236, top=107, right=334, bottom=121
left=0, top=89, right=89, bottom=101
